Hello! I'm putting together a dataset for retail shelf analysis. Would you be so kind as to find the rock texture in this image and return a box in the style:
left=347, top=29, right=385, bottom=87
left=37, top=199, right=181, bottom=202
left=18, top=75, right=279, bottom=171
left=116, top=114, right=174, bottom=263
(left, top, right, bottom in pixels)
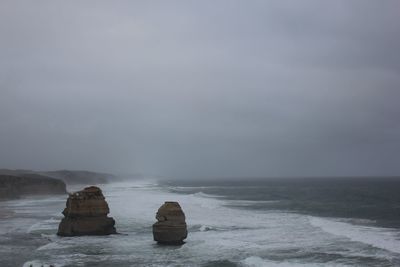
left=57, top=186, right=116, bottom=236
left=152, top=201, right=187, bottom=244
left=0, top=174, right=66, bottom=200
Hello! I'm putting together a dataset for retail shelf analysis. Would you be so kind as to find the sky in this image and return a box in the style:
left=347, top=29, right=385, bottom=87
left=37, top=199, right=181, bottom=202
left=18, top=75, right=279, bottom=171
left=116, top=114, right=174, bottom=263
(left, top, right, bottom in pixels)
left=0, top=0, right=399, bottom=178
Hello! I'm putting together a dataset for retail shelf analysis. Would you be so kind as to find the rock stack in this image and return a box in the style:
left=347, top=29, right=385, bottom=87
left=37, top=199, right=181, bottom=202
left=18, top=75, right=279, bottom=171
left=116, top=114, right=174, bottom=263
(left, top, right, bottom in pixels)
left=57, top=186, right=116, bottom=236
left=152, top=201, right=187, bottom=244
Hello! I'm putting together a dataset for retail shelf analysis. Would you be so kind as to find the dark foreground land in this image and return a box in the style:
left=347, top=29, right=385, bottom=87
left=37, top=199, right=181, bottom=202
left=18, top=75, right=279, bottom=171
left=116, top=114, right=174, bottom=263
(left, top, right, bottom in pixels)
left=0, top=169, right=116, bottom=185
left=0, top=169, right=118, bottom=200
left=0, top=174, right=66, bottom=200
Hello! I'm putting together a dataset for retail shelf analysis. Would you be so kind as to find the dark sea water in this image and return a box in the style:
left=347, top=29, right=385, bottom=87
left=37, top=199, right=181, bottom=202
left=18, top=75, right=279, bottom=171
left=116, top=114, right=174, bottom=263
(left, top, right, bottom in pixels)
left=165, top=177, right=400, bottom=228
left=1, top=177, right=400, bottom=267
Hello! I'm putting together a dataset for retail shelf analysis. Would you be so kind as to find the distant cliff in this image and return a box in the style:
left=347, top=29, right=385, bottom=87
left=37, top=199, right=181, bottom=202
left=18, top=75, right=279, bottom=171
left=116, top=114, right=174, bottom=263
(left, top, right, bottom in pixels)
left=0, top=174, right=66, bottom=200
left=0, top=169, right=116, bottom=185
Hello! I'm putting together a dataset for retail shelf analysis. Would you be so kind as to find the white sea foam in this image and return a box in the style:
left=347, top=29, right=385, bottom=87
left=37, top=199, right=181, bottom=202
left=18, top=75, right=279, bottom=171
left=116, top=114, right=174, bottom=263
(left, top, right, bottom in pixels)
left=309, top=217, right=400, bottom=254
left=5, top=181, right=400, bottom=266
left=23, top=260, right=63, bottom=267
left=199, top=225, right=213, bottom=231
left=191, top=191, right=223, bottom=199
left=27, top=217, right=60, bottom=233
left=37, top=242, right=72, bottom=251
left=241, top=256, right=350, bottom=267
left=227, top=199, right=280, bottom=206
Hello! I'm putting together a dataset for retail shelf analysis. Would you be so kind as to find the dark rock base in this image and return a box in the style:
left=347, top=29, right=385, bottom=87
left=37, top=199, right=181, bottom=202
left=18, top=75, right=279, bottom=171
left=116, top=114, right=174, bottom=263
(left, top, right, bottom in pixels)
left=153, top=223, right=187, bottom=244
left=57, top=217, right=116, bottom=236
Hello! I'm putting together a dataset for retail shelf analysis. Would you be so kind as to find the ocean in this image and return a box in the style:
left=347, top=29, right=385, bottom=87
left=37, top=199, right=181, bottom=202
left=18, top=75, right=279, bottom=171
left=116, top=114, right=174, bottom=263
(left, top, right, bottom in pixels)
left=1, top=177, right=400, bottom=267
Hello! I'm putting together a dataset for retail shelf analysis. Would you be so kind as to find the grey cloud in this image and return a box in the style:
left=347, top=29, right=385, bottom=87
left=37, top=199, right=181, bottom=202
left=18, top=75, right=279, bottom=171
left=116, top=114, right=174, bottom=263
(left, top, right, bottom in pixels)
left=0, top=0, right=399, bottom=178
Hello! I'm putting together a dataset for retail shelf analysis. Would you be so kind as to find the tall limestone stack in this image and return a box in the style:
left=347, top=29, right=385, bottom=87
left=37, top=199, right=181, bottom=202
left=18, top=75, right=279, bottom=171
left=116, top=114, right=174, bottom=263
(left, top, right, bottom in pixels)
left=57, top=186, right=116, bottom=236
left=152, top=201, right=187, bottom=244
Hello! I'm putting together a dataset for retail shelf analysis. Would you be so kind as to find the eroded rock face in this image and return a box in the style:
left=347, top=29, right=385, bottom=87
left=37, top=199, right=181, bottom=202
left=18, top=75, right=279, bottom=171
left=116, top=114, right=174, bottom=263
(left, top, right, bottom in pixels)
left=152, top=201, right=187, bottom=244
left=57, top=186, right=116, bottom=236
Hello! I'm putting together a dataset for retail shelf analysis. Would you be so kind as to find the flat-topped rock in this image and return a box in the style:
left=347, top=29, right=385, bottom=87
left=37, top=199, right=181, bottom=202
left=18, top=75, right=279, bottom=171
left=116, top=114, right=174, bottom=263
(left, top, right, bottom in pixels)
left=57, top=186, right=116, bottom=236
left=152, top=201, right=187, bottom=244
left=61, top=186, right=110, bottom=217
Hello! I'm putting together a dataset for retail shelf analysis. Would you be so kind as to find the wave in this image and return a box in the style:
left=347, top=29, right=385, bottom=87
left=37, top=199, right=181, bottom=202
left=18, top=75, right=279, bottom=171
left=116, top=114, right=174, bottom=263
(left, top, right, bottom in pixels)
left=8, top=182, right=399, bottom=266
left=187, top=191, right=280, bottom=206
left=27, top=217, right=60, bottom=233
left=309, top=217, right=400, bottom=254
left=188, top=224, right=215, bottom=232
left=227, top=199, right=280, bottom=206
left=199, top=225, right=213, bottom=232
left=37, top=241, right=71, bottom=251
left=241, top=256, right=351, bottom=267
left=23, top=260, right=63, bottom=267
left=190, top=191, right=224, bottom=198
left=188, top=192, right=279, bottom=208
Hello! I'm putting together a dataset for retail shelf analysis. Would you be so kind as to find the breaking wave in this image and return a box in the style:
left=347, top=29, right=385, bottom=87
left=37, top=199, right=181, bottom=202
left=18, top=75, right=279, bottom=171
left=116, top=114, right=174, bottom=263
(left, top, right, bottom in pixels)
left=309, top=217, right=400, bottom=254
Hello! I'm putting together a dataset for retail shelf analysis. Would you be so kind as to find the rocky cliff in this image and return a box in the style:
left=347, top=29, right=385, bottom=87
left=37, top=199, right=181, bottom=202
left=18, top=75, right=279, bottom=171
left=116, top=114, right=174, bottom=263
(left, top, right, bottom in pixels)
left=0, top=169, right=116, bottom=185
left=153, top=201, right=187, bottom=244
left=0, top=174, right=66, bottom=199
left=57, top=186, right=116, bottom=236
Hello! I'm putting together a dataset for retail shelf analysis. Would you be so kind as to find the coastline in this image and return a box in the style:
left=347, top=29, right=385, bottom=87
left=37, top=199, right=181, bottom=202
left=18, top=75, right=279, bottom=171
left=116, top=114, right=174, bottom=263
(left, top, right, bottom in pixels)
left=1, top=181, right=400, bottom=266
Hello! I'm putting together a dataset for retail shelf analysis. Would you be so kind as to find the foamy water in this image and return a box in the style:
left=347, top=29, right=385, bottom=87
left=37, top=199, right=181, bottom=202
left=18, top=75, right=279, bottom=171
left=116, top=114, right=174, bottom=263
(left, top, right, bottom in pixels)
left=1, top=181, right=400, bottom=266
left=309, top=217, right=400, bottom=254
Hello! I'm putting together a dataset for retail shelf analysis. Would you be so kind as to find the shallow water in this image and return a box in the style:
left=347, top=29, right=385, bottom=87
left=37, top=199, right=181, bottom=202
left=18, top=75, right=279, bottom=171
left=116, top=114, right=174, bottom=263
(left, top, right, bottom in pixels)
left=1, top=180, right=400, bottom=266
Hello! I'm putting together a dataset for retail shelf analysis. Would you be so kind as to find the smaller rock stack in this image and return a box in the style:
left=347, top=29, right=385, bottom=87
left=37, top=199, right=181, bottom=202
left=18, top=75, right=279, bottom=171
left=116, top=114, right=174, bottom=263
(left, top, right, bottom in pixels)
left=152, top=201, right=187, bottom=244
left=57, top=186, right=116, bottom=236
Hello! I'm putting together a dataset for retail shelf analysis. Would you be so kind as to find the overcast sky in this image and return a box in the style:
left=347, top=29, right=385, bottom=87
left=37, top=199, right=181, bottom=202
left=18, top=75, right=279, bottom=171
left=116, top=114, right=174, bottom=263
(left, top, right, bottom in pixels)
left=0, top=1, right=399, bottom=178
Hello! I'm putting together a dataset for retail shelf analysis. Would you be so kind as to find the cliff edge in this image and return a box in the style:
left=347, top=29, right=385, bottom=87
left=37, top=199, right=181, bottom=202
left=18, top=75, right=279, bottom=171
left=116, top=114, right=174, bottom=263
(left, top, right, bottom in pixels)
left=0, top=174, right=66, bottom=200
